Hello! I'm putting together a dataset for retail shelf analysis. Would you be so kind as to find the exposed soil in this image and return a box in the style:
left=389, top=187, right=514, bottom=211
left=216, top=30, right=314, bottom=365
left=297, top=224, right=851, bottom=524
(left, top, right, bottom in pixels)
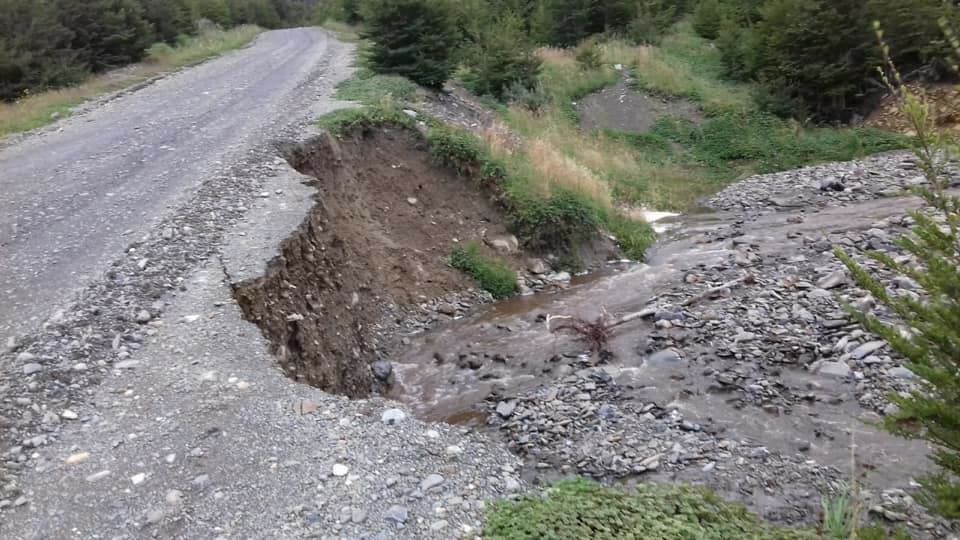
left=865, top=82, right=960, bottom=135
left=233, top=127, right=521, bottom=397
left=578, top=79, right=703, bottom=133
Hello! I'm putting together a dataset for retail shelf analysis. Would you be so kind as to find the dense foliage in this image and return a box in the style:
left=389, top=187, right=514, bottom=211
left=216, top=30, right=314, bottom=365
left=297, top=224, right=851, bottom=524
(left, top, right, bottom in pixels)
left=449, top=243, right=518, bottom=298
left=0, top=0, right=315, bottom=101
left=699, top=0, right=959, bottom=120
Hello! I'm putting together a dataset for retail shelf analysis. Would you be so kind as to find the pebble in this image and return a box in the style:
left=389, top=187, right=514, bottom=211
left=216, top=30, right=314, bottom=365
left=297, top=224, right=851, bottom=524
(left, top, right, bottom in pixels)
left=332, top=463, right=349, bottom=477
left=384, top=504, right=408, bottom=524
left=818, top=360, right=852, bottom=378
left=66, top=452, right=90, bottom=464
left=22, top=363, right=43, bottom=375
left=85, top=470, right=110, bottom=482
left=495, top=401, right=516, bottom=418
left=135, top=310, right=152, bottom=323
left=61, top=409, right=79, bottom=420
left=131, top=473, right=147, bottom=485
left=381, top=408, right=407, bottom=425
left=165, top=490, right=183, bottom=505
left=420, top=474, right=445, bottom=492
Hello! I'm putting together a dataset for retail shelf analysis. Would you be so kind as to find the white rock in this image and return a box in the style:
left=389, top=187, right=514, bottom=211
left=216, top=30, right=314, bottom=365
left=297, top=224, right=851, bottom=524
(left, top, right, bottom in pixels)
left=61, top=410, right=78, bottom=420
left=332, top=463, right=349, bottom=477
left=131, top=473, right=147, bottom=485
left=381, top=408, right=407, bottom=425
left=66, top=452, right=90, bottom=464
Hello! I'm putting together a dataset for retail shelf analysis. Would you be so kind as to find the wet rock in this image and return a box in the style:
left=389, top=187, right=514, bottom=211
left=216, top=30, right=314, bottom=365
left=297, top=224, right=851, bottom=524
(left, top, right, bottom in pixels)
left=818, top=361, right=851, bottom=378
left=371, top=360, right=393, bottom=382
left=646, top=349, right=682, bottom=365
left=495, top=400, right=516, bottom=418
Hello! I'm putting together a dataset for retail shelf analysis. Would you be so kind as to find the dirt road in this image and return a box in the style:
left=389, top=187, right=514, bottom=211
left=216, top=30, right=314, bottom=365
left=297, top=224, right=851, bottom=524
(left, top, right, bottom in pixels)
left=0, top=28, right=349, bottom=339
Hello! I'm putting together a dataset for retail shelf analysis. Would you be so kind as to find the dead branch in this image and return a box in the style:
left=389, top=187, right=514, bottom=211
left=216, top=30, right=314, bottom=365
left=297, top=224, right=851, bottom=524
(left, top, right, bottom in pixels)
left=680, top=274, right=755, bottom=307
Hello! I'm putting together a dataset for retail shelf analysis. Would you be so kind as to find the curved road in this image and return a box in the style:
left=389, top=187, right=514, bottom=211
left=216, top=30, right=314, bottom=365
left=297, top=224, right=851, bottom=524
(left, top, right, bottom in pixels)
left=0, top=28, right=351, bottom=339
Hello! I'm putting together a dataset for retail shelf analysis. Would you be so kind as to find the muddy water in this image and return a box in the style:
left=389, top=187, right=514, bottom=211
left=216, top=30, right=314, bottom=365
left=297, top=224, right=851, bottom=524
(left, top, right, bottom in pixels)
left=387, top=200, right=936, bottom=490
left=387, top=210, right=733, bottom=423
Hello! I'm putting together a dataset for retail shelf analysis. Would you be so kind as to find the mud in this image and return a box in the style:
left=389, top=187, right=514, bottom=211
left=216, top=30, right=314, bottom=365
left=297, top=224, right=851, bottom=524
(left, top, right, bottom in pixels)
left=578, top=79, right=703, bottom=133
left=234, top=127, right=521, bottom=397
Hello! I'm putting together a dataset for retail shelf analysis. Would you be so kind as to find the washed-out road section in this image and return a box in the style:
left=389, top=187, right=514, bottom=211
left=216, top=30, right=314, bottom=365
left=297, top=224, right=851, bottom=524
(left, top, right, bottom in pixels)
left=0, top=28, right=343, bottom=338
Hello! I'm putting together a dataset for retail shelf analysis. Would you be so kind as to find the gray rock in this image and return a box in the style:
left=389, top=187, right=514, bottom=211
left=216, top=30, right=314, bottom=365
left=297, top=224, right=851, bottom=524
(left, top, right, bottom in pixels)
left=819, top=360, right=851, bottom=378
left=889, top=366, right=916, bottom=380
left=850, top=340, right=885, bottom=360
left=115, top=360, right=140, bottom=369
left=485, top=234, right=519, bottom=253
left=371, top=360, right=393, bottom=383
left=351, top=507, right=368, bottom=524
left=381, top=408, right=407, bottom=425
left=495, top=400, right=516, bottom=418
left=420, top=474, right=444, bottom=492
left=646, top=349, right=682, bottom=365
left=22, top=363, right=42, bottom=375
left=526, top=258, right=548, bottom=274
left=15, top=351, right=37, bottom=363
left=402, top=109, right=418, bottom=119
left=436, top=303, right=456, bottom=316
left=817, top=270, right=847, bottom=289
left=504, top=476, right=521, bottom=492
left=384, top=505, right=408, bottom=524
left=135, top=310, right=152, bottom=323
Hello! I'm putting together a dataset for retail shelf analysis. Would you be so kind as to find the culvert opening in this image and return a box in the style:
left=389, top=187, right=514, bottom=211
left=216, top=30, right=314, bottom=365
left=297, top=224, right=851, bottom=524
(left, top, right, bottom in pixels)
left=233, top=127, right=529, bottom=398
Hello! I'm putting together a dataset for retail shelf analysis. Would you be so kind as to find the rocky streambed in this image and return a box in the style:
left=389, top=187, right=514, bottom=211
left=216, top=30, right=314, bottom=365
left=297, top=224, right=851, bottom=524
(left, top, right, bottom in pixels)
left=380, top=151, right=960, bottom=537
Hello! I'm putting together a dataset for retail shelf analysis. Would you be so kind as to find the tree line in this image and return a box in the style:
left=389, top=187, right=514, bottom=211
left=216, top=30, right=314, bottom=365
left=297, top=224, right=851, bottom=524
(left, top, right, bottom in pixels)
left=0, top=0, right=316, bottom=101
left=326, top=0, right=958, bottom=122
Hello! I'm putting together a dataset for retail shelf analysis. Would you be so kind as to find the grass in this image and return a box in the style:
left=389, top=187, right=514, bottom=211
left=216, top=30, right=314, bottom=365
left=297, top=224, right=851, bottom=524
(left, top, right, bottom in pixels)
left=0, top=25, right=261, bottom=138
left=449, top=243, right=517, bottom=298
left=484, top=479, right=817, bottom=540
left=501, top=21, right=907, bottom=213
left=334, top=67, right=418, bottom=104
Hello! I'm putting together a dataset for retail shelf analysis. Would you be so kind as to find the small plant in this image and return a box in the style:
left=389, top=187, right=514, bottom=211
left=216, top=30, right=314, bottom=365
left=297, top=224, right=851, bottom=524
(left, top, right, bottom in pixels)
left=316, top=101, right=414, bottom=135
left=575, top=40, right=603, bottom=71
left=503, top=80, right=550, bottom=114
left=449, top=243, right=517, bottom=298
left=334, top=68, right=417, bottom=104
left=484, top=478, right=817, bottom=539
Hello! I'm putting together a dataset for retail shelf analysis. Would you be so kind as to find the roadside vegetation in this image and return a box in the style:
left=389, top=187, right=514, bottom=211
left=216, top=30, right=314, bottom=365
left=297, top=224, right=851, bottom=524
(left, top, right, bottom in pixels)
left=449, top=243, right=517, bottom=298
left=0, top=0, right=316, bottom=136
left=0, top=25, right=261, bottom=137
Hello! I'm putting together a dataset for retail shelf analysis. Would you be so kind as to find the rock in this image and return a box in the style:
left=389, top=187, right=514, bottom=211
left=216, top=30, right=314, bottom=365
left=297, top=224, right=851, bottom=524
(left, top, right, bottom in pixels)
left=527, top=258, right=548, bottom=274
left=165, top=490, right=183, bottom=505
left=332, top=463, right=349, bottom=477
left=371, top=360, right=393, bottom=382
left=420, top=474, right=445, bottom=492
left=131, top=473, right=147, bottom=485
left=402, top=109, right=418, bottom=119
left=384, top=505, right=408, bottom=524
left=85, top=470, right=111, bottom=482
left=504, top=476, right=521, bottom=492
left=436, top=303, right=457, bottom=316
left=430, top=520, right=449, bottom=531
left=15, top=351, right=36, bottom=363
left=445, top=445, right=463, bottom=457
left=381, top=408, right=407, bottom=425
left=485, top=234, right=519, bottom=253
left=850, top=340, right=885, bottom=359
left=351, top=507, right=368, bottom=524
left=546, top=271, right=571, bottom=283
left=495, top=400, right=516, bottom=418
left=406, top=197, right=418, bottom=205
left=115, top=360, right=140, bottom=369
left=61, top=410, right=79, bottom=420
left=889, top=366, right=916, bottom=380
left=817, top=270, right=847, bottom=289
left=135, top=310, right=152, bottom=323
left=22, top=363, right=42, bottom=375
left=646, top=349, right=682, bottom=365
left=819, top=177, right=845, bottom=191
left=818, top=360, right=851, bottom=378
left=66, top=452, right=90, bottom=464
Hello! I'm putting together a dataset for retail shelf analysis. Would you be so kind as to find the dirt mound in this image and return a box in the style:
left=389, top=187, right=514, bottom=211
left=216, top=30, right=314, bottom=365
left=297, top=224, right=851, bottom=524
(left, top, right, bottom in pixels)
left=234, top=128, right=519, bottom=397
left=578, top=80, right=702, bottom=133
left=865, top=82, right=960, bottom=135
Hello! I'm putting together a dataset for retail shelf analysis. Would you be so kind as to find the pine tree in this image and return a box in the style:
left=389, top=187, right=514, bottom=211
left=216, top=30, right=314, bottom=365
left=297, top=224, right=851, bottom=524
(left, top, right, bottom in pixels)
left=836, top=21, right=960, bottom=519
left=360, top=0, right=459, bottom=88
left=460, top=11, right=541, bottom=99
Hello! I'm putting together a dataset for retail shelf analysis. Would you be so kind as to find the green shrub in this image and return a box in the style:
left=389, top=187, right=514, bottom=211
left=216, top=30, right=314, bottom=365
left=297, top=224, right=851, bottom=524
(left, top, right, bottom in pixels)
left=316, top=102, right=414, bottom=134
left=359, top=0, right=459, bottom=88
left=484, top=479, right=816, bottom=539
left=692, top=0, right=725, bottom=39
left=449, top=243, right=517, bottom=298
left=459, top=11, right=541, bottom=100
left=506, top=188, right=598, bottom=254
left=836, top=26, right=960, bottom=520
left=575, top=40, right=602, bottom=70
left=503, top=80, right=550, bottom=114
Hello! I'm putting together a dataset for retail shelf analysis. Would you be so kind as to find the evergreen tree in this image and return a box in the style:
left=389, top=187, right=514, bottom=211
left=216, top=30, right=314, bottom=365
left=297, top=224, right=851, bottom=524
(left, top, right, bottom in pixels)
left=141, top=0, right=194, bottom=43
left=360, top=0, right=459, bottom=88
left=836, top=22, right=960, bottom=518
left=460, top=11, right=541, bottom=99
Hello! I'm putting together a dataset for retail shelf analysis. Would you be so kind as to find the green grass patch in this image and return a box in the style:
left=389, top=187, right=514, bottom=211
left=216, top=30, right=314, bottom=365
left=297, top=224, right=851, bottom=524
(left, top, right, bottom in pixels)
left=449, top=243, right=517, bottom=298
left=484, top=479, right=816, bottom=540
left=316, top=102, right=415, bottom=135
left=334, top=68, right=418, bottom=105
